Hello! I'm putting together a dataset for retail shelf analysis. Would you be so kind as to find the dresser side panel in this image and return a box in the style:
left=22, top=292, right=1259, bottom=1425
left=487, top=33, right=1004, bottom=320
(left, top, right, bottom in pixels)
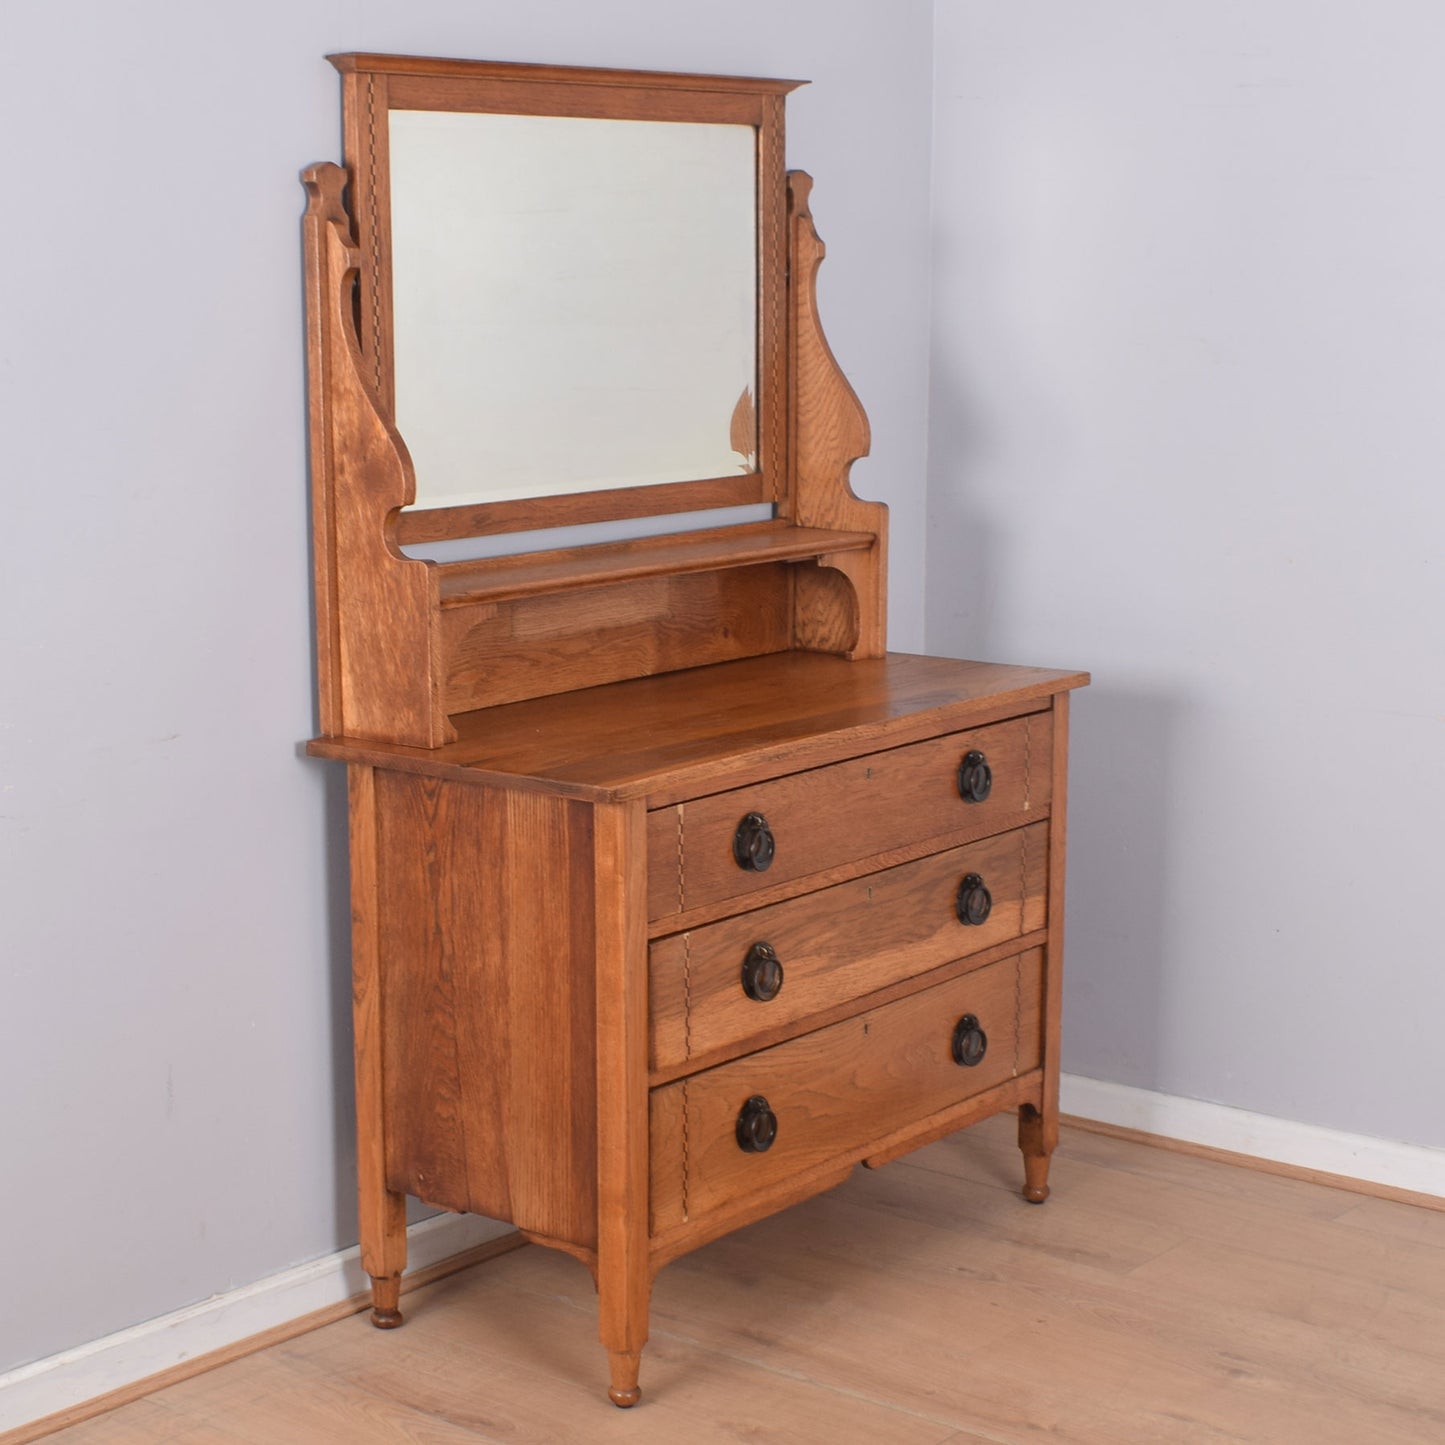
left=375, top=772, right=599, bottom=1248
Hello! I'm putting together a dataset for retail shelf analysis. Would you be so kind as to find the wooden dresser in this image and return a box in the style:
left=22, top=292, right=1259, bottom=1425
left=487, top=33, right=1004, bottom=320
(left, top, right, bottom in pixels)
left=302, top=53, right=1087, bottom=1409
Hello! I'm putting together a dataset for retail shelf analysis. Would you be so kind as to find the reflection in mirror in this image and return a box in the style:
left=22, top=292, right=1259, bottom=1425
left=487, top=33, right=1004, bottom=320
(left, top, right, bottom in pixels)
left=389, top=110, right=758, bottom=510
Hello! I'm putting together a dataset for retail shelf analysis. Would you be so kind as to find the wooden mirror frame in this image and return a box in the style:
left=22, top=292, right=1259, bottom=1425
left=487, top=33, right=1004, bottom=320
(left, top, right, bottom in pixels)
left=334, top=53, right=796, bottom=542
left=305, top=54, right=886, bottom=748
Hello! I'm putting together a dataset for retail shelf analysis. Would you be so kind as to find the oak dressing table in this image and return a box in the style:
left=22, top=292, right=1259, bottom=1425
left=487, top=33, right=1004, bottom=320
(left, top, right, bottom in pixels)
left=302, top=52, right=1088, bottom=1408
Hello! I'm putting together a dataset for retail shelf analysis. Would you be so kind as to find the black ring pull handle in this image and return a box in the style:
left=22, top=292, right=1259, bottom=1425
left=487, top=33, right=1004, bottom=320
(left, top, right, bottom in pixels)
left=957, top=750, right=993, bottom=803
left=741, top=942, right=785, bottom=1002
left=736, top=1095, right=778, bottom=1153
left=951, top=1014, right=988, bottom=1068
left=955, top=873, right=993, bottom=926
left=733, top=812, right=776, bottom=872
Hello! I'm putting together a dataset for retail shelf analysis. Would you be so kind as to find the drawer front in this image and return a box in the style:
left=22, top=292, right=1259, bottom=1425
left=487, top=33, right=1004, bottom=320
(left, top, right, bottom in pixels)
left=651, top=821, right=1048, bottom=1072
left=649, top=948, right=1043, bottom=1233
left=646, top=712, right=1051, bottom=920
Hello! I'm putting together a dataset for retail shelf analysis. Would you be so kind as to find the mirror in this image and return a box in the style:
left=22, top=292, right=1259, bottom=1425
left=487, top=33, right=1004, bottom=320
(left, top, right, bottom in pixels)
left=389, top=110, right=758, bottom=511
left=305, top=55, right=889, bottom=743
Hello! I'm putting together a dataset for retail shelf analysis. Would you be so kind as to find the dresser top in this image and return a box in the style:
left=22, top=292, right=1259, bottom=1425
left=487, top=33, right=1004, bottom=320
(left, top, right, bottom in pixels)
left=308, top=651, right=1088, bottom=804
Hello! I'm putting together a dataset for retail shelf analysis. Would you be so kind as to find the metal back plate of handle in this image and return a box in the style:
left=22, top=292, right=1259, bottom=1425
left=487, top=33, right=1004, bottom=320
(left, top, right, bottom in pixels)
left=955, top=872, right=992, bottom=926
left=951, top=1013, right=988, bottom=1067
left=741, top=941, right=784, bottom=1002
left=736, top=1095, right=778, bottom=1152
left=957, top=749, right=992, bottom=803
left=733, top=812, right=775, bottom=871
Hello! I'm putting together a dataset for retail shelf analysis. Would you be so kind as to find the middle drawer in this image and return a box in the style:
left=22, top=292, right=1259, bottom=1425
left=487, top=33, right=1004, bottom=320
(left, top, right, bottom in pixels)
left=651, top=820, right=1048, bottom=1073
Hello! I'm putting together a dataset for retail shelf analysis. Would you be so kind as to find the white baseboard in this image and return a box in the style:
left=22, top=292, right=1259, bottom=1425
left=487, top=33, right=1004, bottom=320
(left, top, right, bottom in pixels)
left=0, top=1212, right=511, bottom=1435
left=1061, top=1073, right=1445, bottom=1200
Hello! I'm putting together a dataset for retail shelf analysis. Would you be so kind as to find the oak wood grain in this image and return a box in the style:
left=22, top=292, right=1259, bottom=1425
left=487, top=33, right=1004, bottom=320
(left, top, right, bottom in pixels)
left=650, top=949, right=1044, bottom=1232
left=346, top=766, right=408, bottom=1317
left=651, top=933, right=1046, bottom=1088
left=374, top=774, right=598, bottom=1247
left=309, top=652, right=1088, bottom=802
left=306, top=56, right=813, bottom=745
left=301, top=164, right=346, bottom=737
left=393, top=472, right=764, bottom=545
left=301, top=162, right=447, bottom=747
left=434, top=523, right=873, bottom=607
left=592, top=801, right=650, bottom=1406
left=440, top=567, right=793, bottom=714
left=650, top=822, right=1048, bottom=1073
left=648, top=713, right=1051, bottom=918
left=299, top=53, right=1093, bottom=1418
left=650, top=807, right=1047, bottom=938
left=785, top=171, right=887, bottom=656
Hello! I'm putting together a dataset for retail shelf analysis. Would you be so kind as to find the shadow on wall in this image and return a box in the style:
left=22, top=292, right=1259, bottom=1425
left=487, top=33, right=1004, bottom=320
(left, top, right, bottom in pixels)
left=926, top=358, right=1178, bottom=1098
left=1059, top=687, right=1177, bottom=1096
left=321, top=762, right=360, bottom=1245
left=924, top=356, right=997, bottom=653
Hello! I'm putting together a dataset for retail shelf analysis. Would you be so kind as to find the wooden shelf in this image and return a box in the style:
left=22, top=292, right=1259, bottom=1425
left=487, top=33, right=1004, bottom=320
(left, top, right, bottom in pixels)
left=434, top=521, right=876, bottom=608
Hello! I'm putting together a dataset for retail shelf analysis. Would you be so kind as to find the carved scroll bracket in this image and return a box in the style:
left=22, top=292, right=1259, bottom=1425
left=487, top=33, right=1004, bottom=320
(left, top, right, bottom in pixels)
left=303, top=162, right=452, bottom=746
left=785, top=171, right=887, bottom=658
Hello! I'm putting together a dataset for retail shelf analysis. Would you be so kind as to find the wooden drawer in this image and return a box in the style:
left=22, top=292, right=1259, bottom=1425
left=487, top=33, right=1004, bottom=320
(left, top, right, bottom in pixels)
left=651, top=821, right=1048, bottom=1073
left=646, top=712, right=1051, bottom=920
left=649, top=948, right=1043, bottom=1233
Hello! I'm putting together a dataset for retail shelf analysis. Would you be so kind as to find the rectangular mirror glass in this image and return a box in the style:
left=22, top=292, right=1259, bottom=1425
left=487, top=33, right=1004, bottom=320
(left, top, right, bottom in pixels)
left=389, top=110, right=758, bottom=510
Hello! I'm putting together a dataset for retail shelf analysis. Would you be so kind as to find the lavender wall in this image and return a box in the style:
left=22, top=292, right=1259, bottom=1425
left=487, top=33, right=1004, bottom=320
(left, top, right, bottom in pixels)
left=927, top=1, right=1445, bottom=1148
left=0, top=0, right=934, bottom=1372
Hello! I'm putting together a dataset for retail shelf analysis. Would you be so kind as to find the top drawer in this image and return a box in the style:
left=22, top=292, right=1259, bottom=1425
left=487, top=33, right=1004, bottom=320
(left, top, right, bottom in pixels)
left=647, top=711, right=1051, bottom=920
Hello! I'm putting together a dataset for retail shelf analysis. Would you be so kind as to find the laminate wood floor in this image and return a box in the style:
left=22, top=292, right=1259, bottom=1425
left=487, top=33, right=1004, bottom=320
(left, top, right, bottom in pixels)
left=39, top=1116, right=1445, bottom=1444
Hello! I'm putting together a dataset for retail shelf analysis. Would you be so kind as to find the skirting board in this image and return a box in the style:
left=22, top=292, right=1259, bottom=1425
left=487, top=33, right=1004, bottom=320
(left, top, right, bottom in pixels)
left=0, top=1212, right=513, bottom=1436
left=1061, top=1073, right=1445, bottom=1202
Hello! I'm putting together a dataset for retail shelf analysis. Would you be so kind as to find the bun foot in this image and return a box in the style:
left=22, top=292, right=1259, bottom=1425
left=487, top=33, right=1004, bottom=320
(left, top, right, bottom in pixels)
left=607, top=1349, right=642, bottom=1408
left=1018, top=1105, right=1054, bottom=1204
left=369, top=1275, right=403, bottom=1328
left=1022, top=1151, right=1052, bottom=1204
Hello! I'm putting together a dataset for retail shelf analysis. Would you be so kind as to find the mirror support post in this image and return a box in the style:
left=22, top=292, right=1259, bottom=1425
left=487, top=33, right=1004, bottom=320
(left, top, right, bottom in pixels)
left=785, top=171, right=888, bottom=658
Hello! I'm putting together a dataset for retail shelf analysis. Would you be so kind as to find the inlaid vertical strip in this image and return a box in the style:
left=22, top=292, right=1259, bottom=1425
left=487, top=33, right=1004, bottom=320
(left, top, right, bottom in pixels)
left=681, top=932, right=693, bottom=1063
left=363, top=73, right=384, bottom=398
left=1011, top=953, right=1023, bottom=1079
left=1022, top=714, right=1034, bottom=810
left=758, top=95, right=788, bottom=503
left=674, top=802, right=686, bottom=915
left=1017, top=826, right=1030, bottom=939
left=681, top=1078, right=692, bottom=1223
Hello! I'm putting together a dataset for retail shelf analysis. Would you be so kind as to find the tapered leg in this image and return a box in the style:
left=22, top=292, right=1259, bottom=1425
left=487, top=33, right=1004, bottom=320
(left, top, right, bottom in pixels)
left=597, top=1226, right=650, bottom=1407
left=605, top=1348, right=644, bottom=1409
left=368, top=1270, right=405, bottom=1328
left=350, top=765, right=409, bottom=1327
left=1018, top=1103, right=1053, bottom=1203
left=598, top=1240, right=649, bottom=1405
left=1020, top=693, right=1072, bottom=1206
left=594, top=801, right=651, bottom=1406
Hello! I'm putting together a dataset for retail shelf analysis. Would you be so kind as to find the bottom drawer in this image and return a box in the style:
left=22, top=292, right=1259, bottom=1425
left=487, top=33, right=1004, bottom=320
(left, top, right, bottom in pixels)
left=649, top=947, right=1043, bottom=1234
